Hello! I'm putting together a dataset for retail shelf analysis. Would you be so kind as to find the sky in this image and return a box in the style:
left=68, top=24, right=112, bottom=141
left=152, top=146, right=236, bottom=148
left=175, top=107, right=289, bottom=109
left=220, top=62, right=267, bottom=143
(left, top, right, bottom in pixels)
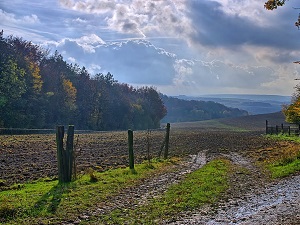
left=1, top=0, right=300, bottom=97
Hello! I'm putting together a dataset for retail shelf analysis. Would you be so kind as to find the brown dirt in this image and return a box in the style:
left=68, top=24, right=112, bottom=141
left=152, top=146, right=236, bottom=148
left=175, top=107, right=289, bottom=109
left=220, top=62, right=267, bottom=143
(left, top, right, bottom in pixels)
left=1, top=112, right=300, bottom=224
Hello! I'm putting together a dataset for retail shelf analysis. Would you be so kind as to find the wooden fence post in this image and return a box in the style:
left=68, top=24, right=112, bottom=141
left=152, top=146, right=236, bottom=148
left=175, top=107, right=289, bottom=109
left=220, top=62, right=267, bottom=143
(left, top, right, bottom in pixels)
left=56, top=126, right=64, bottom=183
left=164, top=123, right=170, bottom=160
left=66, top=125, right=74, bottom=181
left=56, top=125, right=74, bottom=183
left=128, top=129, right=134, bottom=169
left=266, top=120, right=268, bottom=134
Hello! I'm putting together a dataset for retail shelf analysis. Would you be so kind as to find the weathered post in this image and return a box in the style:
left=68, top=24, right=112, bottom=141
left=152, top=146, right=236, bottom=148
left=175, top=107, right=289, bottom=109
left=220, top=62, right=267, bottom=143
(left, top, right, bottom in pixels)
left=128, top=129, right=134, bottom=169
left=164, top=123, right=170, bottom=160
left=66, top=125, right=74, bottom=181
left=266, top=120, right=268, bottom=134
left=147, top=129, right=151, bottom=165
left=56, top=125, right=74, bottom=183
left=56, top=125, right=65, bottom=183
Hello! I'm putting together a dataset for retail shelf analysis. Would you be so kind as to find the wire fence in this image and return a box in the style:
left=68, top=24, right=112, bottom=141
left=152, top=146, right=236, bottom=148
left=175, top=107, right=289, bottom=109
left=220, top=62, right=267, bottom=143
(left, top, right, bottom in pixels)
left=0, top=125, right=172, bottom=185
left=265, top=120, right=300, bottom=136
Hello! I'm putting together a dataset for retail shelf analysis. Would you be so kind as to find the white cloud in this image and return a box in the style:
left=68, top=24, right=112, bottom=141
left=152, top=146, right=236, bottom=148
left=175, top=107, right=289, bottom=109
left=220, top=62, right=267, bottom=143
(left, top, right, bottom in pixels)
left=2, top=0, right=298, bottom=96
left=58, top=0, right=194, bottom=40
left=59, top=0, right=116, bottom=13
left=0, top=9, right=40, bottom=25
left=50, top=34, right=106, bottom=53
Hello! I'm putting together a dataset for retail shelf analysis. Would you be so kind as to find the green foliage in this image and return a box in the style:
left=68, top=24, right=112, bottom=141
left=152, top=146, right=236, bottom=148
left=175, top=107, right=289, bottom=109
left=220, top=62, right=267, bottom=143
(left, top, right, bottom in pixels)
left=0, top=31, right=166, bottom=130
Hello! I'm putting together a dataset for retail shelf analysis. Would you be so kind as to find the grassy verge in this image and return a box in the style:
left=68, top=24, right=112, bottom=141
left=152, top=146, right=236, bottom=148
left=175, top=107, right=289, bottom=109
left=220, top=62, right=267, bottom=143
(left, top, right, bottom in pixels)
left=0, top=158, right=179, bottom=225
left=263, top=135, right=300, bottom=178
left=95, top=159, right=231, bottom=224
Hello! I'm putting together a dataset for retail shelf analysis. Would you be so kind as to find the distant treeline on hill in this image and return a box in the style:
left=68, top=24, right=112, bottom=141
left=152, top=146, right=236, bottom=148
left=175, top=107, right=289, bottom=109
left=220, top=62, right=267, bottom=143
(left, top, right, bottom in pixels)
left=0, top=31, right=166, bottom=130
left=161, top=95, right=248, bottom=123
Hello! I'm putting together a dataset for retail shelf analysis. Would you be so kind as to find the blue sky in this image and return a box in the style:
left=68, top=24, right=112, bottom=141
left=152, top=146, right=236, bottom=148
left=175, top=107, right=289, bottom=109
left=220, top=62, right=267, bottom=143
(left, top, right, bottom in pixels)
left=1, top=0, right=300, bottom=96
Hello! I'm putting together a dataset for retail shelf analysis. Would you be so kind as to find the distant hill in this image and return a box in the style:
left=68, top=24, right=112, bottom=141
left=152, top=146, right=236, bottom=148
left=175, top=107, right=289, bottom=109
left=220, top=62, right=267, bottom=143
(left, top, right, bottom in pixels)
left=173, top=94, right=291, bottom=115
left=218, top=111, right=288, bottom=131
left=161, top=94, right=248, bottom=123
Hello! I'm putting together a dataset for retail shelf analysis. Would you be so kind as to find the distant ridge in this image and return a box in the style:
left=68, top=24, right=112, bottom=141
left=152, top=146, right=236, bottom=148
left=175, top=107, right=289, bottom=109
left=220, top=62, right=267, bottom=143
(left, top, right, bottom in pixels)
left=217, top=111, right=287, bottom=131
left=173, top=94, right=291, bottom=115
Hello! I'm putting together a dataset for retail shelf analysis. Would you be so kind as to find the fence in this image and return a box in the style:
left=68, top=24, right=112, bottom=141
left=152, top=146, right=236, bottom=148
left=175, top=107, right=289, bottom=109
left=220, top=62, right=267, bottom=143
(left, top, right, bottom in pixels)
left=54, top=124, right=171, bottom=182
left=265, top=120, right=300, bottom=135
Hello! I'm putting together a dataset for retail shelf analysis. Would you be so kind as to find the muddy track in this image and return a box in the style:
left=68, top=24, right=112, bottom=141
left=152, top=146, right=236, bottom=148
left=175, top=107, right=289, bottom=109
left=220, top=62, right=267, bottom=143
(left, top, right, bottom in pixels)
left=166, top=149, right=300, bottom=225
left=68, top=147, right=300, bottom=225
left=63, top=151, right=209, bottom=224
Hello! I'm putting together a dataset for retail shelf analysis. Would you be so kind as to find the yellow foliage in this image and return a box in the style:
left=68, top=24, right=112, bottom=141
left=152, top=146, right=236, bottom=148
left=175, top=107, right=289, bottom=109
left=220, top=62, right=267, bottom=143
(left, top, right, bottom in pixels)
left=25, top=57, right=43, bottom=93
left=283, top=97, right=300, bottom=123
left=62, top=78, right=77, bottom=110
left=264, top=0, right=287, bottom=10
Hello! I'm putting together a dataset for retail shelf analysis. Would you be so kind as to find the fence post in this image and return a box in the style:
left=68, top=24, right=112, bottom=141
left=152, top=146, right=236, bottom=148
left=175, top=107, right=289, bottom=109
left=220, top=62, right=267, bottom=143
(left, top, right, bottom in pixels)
left=164, top=123, right=170, bottom=160
left=66, top=125, right=74, bottom=181
left=147, top=130, right=151, bottom=165
left=56, top=126, right=65, bottom=183
left=276, top=125, right=278, bottom=135
left=128, top=129, right=134, bottom=169
left=288, top=126, right=291, bottom=136
left=281, top=123, right=284, bottom=134
left=266, top=120, right=268, bottom=134
left=56, top=125, right=74, bottom=183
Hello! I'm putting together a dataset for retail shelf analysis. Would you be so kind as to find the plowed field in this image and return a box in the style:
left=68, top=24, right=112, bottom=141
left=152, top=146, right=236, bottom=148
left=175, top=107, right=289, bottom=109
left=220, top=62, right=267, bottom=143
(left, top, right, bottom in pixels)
left=0, top=112, right=287, bottom=186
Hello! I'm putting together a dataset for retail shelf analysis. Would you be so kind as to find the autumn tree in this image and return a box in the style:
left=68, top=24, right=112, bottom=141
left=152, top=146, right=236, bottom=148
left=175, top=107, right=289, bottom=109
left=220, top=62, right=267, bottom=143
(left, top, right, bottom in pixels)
left=264, top=0, right=287, bottom=10
left=0, top=32, right=26, bottom=127
left=283, top=84, right=300, bottom=123
left=0, top=32, right=168, bottom=130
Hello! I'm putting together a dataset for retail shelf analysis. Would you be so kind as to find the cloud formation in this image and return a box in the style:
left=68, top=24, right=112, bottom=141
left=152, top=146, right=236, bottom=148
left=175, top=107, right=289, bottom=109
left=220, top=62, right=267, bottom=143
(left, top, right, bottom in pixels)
left=59, top=0, right=194, bottom=39
left=2, top=0, right=300, bottom=96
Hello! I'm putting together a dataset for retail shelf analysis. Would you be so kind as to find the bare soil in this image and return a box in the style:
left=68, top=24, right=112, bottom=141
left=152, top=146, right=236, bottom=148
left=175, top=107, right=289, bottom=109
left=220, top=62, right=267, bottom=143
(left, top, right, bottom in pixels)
left=1, top=111, right=299, bottom=224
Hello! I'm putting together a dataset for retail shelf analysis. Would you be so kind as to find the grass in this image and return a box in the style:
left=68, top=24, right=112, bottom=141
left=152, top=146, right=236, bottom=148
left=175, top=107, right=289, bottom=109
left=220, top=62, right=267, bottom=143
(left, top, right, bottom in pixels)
left=0, top=158, right=178, bottom=224
left=266, top=133, right=300, bottom=143
left=267, top=159, right=300, bottom=179
left=0, top=158, right=232, bottom=225
left=171, top=119, right=250, bottom=132
left=95, top=159, right=231, bottom=224
left=263, top=134, right=300, bottom=179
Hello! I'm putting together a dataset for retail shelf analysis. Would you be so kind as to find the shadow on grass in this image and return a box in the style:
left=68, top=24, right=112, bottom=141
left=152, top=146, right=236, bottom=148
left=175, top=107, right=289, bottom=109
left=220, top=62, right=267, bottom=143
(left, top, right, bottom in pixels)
left=33, top=182, right=75, bottom=214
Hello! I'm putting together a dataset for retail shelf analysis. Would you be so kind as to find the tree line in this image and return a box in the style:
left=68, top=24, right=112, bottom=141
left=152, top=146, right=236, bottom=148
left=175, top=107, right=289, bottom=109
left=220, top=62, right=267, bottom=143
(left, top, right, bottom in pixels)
left=0, top=31, right=166, bottom=130
left=160, top=95, right=248, bottom=123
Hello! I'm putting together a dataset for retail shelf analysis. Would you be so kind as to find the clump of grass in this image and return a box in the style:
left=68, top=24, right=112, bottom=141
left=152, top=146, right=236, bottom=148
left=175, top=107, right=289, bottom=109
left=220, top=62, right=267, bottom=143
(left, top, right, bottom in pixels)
left=86, top=168, right=98, bottom=182
left=0, top=179, right=6, bottom=187
left=267, top=157, right=300, bottom=179
left=263, top=135, right=300, bottom=178
left=0, top=196, right=18, bottom=222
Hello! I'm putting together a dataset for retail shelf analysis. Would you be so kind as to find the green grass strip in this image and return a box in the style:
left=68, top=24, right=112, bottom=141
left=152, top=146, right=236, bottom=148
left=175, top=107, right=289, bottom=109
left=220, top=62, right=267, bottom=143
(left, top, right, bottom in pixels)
left=98, top=159, right=231, bottom=224
left=0, top=159, right=176, bottom=225
left=265, top=134, right=300, bottom=142
left=267, top=158, right=300, bottom=179
left=263, top=135, right=300, bottom=178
